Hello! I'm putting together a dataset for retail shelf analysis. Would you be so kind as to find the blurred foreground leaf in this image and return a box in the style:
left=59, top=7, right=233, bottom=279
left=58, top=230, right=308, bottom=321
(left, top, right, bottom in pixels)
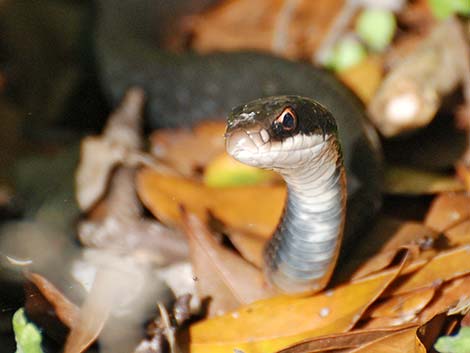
left=13, top=308, right=44, bottom=353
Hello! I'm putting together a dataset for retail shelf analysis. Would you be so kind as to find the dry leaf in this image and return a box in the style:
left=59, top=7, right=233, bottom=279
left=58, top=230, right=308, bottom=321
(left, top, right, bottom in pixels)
left=338, top=55, right=383, bottom=104
left=190, top=263, right=406, bottom=353
left=203, top=152, right=278, bottom=188
left=384, top=166, right=464, bottom=195
left=392, top=246, right=470, bottom=295
left=419, top=275, right=470, bottom=322
left=137, top=169, right=285, bottom=238
left=149, top=121, right=226, bottom=178
left=191, top=0, right=342, bottom=59
left=350, top=220, right=437, bottom=280
left=225, top=227, right=265, bottom=268
left=424, top=193, right=470, bottom=232
left=368, top=287, right=435, bottom=320
left=445, top=219, right=470, bottom=246
left=277, top=324, right=418, bottom=353
left=26, top=272, right=80, bottom=329
left=348, top=327, right=426, bottom=353
left=76, top=88, right=145, bottom=211
left=368, top=18, right=470, bottom=137
left=182, top=212, right=274, bottom=316
left=456, top=160, right=470, bottom=192
left=64, top=268, right=116, bottom=353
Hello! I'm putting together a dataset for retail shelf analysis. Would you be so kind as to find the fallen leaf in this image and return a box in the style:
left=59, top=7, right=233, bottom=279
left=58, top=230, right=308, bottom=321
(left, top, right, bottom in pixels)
left=384, top=165, right=464, bottom=195
left=203, top=152, right=278, bottom=188
left=351, top=221, right=437, bottom=280
left=75, top=88, right=146, bottom=211
left=444, top=219, right=470, bottom=246
left=424, top=193, right=470, bottom=232
left=137, top=169, right=285, bottom=238
left=419, top=275, right=470, bottom=322
left=149, top=121, right=226, bottom=178
left=368, top=287, right=435, bottom=320
left=190, top=263, right=406, bottom=353
left=225, top=227, right=265, bottom=268
left=348, top=326, right=426, bottom=353
left=456, top=160, right=470, bottom=192
left=392, top=246, right=470, bottom=295
left=191, top=0, right=285, bottom=54
left=63, top=268, right=121, bottom=353
left=182, top=212, right=274, bottom=317
left=191, top=0, right=342, bottom=59
left=277, top=324, right=418, bottom=353
left=25, top=272, right=79, bottom=329
left=338, top=55, right=383, bottom=103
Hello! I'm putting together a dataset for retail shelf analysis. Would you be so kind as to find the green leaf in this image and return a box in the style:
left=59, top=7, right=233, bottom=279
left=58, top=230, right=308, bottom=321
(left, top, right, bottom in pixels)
left=428, top=0, right=470, bottom=19
left=355, top=9, right=396, bottom=51
left=12, top=308, right=44, bottom=353
left=435, top=326, right=470, bottom=353
left=204, top=155, right=276, bottom=187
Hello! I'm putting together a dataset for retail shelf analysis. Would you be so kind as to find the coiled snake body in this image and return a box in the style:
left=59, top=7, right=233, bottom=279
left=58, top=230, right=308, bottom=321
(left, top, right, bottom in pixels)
left=96, top=0, right=383, bottom=294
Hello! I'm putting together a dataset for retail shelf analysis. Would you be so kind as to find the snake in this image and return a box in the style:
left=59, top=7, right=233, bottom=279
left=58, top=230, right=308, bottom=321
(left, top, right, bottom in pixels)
left=95, top=0, right=383, bottom=294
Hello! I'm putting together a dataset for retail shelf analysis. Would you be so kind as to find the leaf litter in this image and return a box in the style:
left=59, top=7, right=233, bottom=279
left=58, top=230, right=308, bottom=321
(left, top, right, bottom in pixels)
left=11, top=1, right=470, bottom=353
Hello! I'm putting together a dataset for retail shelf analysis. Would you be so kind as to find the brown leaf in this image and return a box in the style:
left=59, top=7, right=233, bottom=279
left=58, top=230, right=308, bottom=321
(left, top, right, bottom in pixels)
left=338, top=55, right=383, bottom=104
left=368, top=287, right=435, bottom=320
left=25, top=272, right=79, bottom=329
left=419, top=275, right=470, bottom=322
left=182, top=212, right=274, bottom=317
left=348, top=327, right=426, bottom=353
left=225, top=227, right=265, bottom=268
left=445, top=219, right=470, bottom=246
left=76, top=88, right=146, bottom=211
left=392, top=246, right=470, bottom=295
left=384, top=165, right=464, bottom=195
left=191, top=0, right=342, bottom=59
left=63, top=268, right=119, bottom=353
left=456, top=160, right=470, bottom=191
left=190, top=260, right=408, bottom=353
left=278, top=324, right=418, bottom=353
left=136, top=169, right=285, bottom=238
left=351, top=221, right=437, bottom=280
left=424, top=193, right=470, bottom=232
left=149, top=121, right=226, bottom=178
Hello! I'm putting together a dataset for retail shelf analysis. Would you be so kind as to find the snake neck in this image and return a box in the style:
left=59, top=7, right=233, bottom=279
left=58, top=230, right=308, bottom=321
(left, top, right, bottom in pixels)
left=264, top=136, right=347, bottom=293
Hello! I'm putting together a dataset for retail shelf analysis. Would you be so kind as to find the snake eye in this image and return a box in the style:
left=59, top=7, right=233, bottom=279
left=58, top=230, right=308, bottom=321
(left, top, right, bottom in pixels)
left=274, top=108, right=297, bottom=132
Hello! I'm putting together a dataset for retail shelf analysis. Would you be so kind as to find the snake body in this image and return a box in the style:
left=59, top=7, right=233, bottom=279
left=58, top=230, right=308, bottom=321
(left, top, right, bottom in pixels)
left=95, top=0, right=383, bottom=293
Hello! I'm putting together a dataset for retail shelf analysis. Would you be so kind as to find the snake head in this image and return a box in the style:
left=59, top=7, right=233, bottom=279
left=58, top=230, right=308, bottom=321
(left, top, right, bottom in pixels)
left=225, top=95, right=338, bottom=169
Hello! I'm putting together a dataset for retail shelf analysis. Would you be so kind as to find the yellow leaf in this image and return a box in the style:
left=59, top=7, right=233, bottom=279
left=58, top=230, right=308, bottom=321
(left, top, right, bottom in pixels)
left=190, top=267, right=403, bottom=353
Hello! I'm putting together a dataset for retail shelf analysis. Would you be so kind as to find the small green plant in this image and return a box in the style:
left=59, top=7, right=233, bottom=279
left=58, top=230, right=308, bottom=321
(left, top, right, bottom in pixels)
left=12, top=308, right=44, bottom=353
left=428, top=0, right=470, bottom=19
left=435, top=326, right=470, bottom=353
left=326, top=37, right=367, bottom=72
left=355, top=9, right=397, bottom=51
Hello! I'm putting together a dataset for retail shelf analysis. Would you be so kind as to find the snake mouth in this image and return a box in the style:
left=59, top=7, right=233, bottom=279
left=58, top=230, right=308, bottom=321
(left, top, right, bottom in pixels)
left=225, top=127, right=330, bottom=169
left=225, top=128, right=269, bottom=167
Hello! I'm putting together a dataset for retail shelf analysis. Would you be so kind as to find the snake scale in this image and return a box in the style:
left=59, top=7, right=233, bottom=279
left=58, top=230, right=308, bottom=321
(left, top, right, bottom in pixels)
left=95, top=0, right=383, bottom=293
